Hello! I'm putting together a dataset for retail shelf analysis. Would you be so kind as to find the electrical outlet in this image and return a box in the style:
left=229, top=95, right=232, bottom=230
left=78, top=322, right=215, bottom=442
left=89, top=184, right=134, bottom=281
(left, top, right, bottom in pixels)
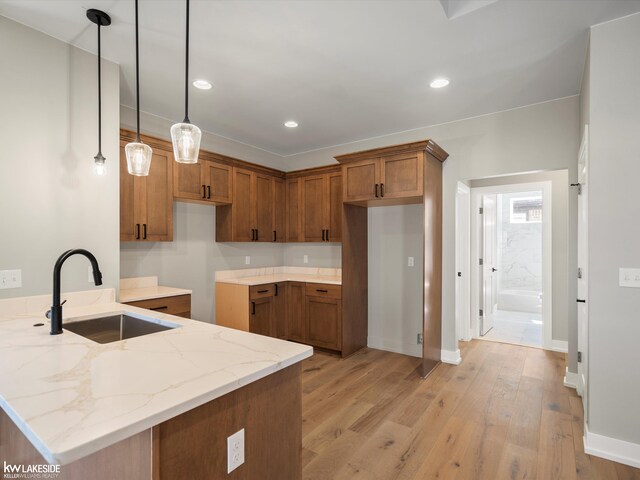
left=0, top=269, right=22, bottom=289
left=417, top=333, right=423, bottom=344
left=619, top=268, right=640, bottom=288
left=303, top=255, right=309, bottom=264
left=227, top=428, right=245, bottom=473
left=245, top=256, right=250, bottom=265
left=408, top=257, right=415, bottom=267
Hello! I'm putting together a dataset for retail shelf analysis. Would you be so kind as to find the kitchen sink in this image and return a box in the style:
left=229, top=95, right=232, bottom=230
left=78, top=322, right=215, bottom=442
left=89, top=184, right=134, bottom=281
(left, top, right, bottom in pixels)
left=64, top=313, right=180, bottom=344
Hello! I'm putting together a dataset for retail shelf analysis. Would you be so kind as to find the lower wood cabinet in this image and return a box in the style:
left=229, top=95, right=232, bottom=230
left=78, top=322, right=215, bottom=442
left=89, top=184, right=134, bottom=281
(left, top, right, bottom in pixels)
left=216, top=281, right=342, bottom=353
left=124, top=294, right=191, bottom=319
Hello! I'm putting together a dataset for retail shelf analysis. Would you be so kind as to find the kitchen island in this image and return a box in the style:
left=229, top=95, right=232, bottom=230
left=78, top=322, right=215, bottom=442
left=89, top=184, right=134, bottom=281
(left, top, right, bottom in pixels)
left=0, top=289, right=312, bottom=479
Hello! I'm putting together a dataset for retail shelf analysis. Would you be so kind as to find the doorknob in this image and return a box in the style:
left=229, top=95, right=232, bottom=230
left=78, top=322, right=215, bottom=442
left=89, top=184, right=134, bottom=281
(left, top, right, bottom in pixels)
left=577, top=299, right=586, bottom=303
left=457, top=272, right=462, bottom=277
left=492, top=267, right=497, bottom=273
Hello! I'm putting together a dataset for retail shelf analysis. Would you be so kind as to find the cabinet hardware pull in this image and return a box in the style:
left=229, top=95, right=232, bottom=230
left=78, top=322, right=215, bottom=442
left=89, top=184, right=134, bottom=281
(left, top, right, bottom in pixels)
left=202, top=185, right=206, bottom=198
left=255, top=229, right=259, bottom=241
left=257, top=289, right=269, bottom=294
left=135, top=224, right=140, bottom=239
left=316, top=289, right=328, bottom=293
left=273, top=230, right=277, bottom=242
left=251, top=229, right=255, bottom=241
left=207, top=185, right=211, bottom=199
left=326, top=229, right=330, bottom=241
left=375, top=183, right=379, bottom=198
left=322, top=229, right=325, bottom=241
left=380, top=183, right=384, bottom=197
left=251, top=302, right=256, bottom=314
left=275, top=284, right=278, bottom=296
left=143, top=223, right=147, bottom=239
left=150, top=306, right=168, bottom=311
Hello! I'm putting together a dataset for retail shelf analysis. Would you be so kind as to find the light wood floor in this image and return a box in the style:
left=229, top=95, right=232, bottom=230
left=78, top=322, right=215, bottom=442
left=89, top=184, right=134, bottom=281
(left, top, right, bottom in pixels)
left=301, top=340, right=640, bottom=480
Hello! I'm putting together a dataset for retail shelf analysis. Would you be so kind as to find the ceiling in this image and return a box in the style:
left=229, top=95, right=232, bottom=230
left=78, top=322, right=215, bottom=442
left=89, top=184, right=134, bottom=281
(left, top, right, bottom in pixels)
left=1, top=1, right=639, bottom=156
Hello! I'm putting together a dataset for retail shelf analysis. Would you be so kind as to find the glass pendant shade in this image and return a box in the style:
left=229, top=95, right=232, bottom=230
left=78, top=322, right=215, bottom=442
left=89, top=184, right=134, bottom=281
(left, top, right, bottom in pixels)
left=170, top=122, right=201, bottom=164
left=125, top=142, right=153, bottom=176
left=94, top=152, right=106, bottom=176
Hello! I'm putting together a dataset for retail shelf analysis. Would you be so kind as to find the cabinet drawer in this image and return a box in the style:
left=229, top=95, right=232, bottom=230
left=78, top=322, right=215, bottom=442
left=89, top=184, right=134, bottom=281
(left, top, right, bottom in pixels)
left=249, top=284, right=276, bottom=299
left=125, top=294, right=191, bottom=316
left=305, top=283, right=341, bottom=299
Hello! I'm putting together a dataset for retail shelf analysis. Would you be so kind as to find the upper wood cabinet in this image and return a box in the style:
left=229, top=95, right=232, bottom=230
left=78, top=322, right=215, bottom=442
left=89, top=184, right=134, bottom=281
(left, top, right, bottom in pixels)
left=288, top=169, right=342, bottom=243
left=173, top=159, right=232, bottom=204
left=120, top=141, right=173, bottom=242
left=216, top=167, right=285, bottom=242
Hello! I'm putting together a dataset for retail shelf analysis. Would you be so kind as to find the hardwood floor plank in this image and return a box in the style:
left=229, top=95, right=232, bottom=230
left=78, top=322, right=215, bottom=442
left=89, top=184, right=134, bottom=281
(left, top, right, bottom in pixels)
left=495, top=443, right=539, bottom=480
left=536, top=409, right=577, bottom=480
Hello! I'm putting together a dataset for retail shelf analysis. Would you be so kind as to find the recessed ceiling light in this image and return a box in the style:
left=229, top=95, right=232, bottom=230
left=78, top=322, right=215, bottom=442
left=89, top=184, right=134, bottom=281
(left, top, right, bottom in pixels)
left=192, top=79, right=212, bottom=90
left=430, top=78, right=450, bottom=89
left=284, top=121, right=298, bottom=128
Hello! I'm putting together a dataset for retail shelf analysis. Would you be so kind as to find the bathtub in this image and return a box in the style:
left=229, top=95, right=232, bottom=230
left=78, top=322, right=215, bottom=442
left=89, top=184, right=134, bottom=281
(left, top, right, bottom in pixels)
left=497, top=289, right=542, bottom=314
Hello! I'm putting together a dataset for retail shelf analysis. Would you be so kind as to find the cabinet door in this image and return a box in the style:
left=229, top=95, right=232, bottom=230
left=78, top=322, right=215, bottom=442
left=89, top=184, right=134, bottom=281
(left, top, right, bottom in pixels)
left=286, top=282, right=306, bottom=343
left=232, top=168, right=254, bottom=242
left=302, top=175, right=325, bottom=242
left=120, top=143, right=139, bottom=241
left=142, top=148, right=174, bottom=241
left=249, top=296, right=273, bottom=337
left=342, top=158, right=379, bottom=203
left=326, top=173, right=342, bottom=242
left=272, top=282, right=287, bottom=339
left=173, top=162, right=206, bottom=201
left=273, top=178, right=285, bottom=242
left=286, top=178, right=302, bottom=242
left=254, top=174, right=273, bottom=242
left=205, top=161, right=232, bottom=204
left=306, top=296, right=341, bottom=350
left=379, top=152, right=423, bottom=199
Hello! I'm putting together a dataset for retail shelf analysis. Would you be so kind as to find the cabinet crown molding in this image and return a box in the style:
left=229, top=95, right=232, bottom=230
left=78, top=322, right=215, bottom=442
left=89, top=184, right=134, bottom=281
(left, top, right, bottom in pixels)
left=334, top=139, right=449, bottom=164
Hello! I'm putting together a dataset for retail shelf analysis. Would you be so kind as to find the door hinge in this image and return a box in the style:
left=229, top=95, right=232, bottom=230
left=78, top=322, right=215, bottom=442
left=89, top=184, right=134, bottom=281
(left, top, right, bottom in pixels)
left=577, top=351, right=582, bottom=363
left=479, top=207, right=484, bottom=214
left=570, top=183, right=582, bottom=195
left=417, top=333, right=423, bottom=345
left=479, top=258, right=484, bottom=266
left=578, top=267, right=583, bottom=279
left=479, top=309, right=484, bottom=317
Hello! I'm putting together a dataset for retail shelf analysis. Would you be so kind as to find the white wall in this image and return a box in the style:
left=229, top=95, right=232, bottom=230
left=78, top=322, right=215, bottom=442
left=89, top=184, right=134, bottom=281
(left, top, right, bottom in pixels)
left=587, top=12, right=640, bottom=446
left=0, top=17, right=120, bottom=299
left=284, top=96, right=580, bottom=359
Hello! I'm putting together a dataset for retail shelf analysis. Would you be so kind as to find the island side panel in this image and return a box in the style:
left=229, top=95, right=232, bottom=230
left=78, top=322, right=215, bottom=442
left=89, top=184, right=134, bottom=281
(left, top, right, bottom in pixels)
left=154, top=363, right=302, bottom=480
left=215, top=283, right=249, bottom=330
left=0, top=409, right=152, bottom=480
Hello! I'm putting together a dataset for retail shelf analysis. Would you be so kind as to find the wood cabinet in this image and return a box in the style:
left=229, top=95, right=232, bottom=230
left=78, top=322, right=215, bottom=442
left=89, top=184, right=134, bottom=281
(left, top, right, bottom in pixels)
left=120, top=141, right=173, bottom=242
left=272, top=282, right=287, bottom=339
left=173, top=159, right=232, bottom=205
left=288, top=169, right=342, bottom=243
left=339, top=145, right=426, bottom=205
left=216, top=168, right=285, bottom=242
left=286, top=282, right=306, bottom=342
left=124, top=294, right=191, bottom=319
left=305, top=283, right=342, bottom=350
left=247, top=283, right=286, bottom=337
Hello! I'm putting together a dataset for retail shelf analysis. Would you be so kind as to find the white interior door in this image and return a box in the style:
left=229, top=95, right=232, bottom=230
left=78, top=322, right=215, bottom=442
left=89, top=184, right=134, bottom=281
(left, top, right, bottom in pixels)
left=481, top=194, right=498, bottom=335
left=577, top=127, right=589, bottom=421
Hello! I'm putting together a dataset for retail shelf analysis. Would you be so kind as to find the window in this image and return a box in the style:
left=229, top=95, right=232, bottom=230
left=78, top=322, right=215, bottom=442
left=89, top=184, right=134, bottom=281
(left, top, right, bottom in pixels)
left=510, top=195, right=542, bottom=223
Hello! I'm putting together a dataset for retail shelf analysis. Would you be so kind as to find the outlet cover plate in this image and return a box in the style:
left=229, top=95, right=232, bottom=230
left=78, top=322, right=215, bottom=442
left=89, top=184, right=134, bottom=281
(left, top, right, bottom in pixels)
left=0, top=269, right=22, bottom=289
left=227, top=428, right=245, bottom=473
left=619, top=268, right=640, bottom=288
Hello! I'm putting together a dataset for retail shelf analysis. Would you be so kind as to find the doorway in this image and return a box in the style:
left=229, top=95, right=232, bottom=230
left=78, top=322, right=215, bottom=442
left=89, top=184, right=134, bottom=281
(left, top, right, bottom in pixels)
left=470, top=181, right=553, bottom=349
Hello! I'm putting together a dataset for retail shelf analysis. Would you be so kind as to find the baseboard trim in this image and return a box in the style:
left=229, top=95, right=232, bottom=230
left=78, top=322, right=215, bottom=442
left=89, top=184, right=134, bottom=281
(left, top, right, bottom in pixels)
left=550, top=339, right=568, bottom=353
left=584, top=425, right=640, bottom=468
left=367, top=336, right=421, bottom=358
left=563, top=367, right=579, bottom=389
left=441, top=348, right=462, bottom=365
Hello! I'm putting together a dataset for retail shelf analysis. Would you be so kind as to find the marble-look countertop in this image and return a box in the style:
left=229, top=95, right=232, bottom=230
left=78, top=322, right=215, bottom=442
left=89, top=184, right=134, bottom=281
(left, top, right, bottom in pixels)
left=120, top=276, right=192, bottom=303
left=215, top=266, right=342, bottom=286
left=0, top=290, right=312, bottom=466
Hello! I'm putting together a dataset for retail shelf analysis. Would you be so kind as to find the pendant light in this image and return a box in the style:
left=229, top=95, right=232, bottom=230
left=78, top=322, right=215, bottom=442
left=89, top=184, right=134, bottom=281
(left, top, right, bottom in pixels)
left=170, top=0, right=201, bottom=164
left=87, top=9, right=111, bottom=175
left=125, top=0, right=153, bottom=176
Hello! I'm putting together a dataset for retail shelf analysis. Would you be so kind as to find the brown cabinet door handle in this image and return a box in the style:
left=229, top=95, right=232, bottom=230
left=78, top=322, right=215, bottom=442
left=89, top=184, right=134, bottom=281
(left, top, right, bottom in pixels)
left=207, top=185, right=211, bottom=199
left=251, top=302, right=256, bottom=315
left=380, top=183, right=384, bottom=197
left=375, top=183, right=379, bottom=198
left=150, top=306, right=168, bottom=311
left=143, top=223, right=147, bottom=240
left=135, top=224, right=140, bottom=239
left=202, top=185, right=206, bottom=198
left=316, top=289, right=328, bottom=293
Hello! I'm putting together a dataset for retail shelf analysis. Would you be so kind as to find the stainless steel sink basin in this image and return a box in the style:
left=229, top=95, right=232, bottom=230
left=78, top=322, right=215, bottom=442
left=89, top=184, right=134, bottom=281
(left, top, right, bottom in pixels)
left=64, top=313, right=180, bottom=344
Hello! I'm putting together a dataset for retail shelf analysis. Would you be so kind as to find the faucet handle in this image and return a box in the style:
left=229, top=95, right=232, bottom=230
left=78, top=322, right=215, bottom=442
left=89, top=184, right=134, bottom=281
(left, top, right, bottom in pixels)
left=45, top=300, right=67, bottom=319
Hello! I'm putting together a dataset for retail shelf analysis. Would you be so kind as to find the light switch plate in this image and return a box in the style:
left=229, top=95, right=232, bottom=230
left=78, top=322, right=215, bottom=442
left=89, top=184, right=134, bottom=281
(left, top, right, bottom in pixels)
left=303, top=255, right=309, bottom=264
left=408, top=257, right=415, bottom=267
left=227, top=428, right=245, bottom=473
left=245, top=256, right=250, bottom=265
left=619, top=268, right=640, bottom=288
left=0, top=269, right=22, bottom=289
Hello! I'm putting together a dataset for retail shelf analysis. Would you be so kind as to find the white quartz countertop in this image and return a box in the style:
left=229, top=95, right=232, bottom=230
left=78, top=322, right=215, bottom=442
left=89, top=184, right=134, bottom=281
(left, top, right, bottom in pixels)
left=216, top=273, right=341, bottom=286
left=0, top=300, right=312, bottom=466
left=119, top=276, right=192, bottom=303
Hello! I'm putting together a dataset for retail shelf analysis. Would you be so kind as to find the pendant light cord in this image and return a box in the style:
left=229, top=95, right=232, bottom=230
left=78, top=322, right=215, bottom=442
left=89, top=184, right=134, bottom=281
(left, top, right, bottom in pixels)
left=183, top=0, right=190, bottom=124
left=135, top=0, right=141, bottom=141
left=97, top=22, right=103, bottom=155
